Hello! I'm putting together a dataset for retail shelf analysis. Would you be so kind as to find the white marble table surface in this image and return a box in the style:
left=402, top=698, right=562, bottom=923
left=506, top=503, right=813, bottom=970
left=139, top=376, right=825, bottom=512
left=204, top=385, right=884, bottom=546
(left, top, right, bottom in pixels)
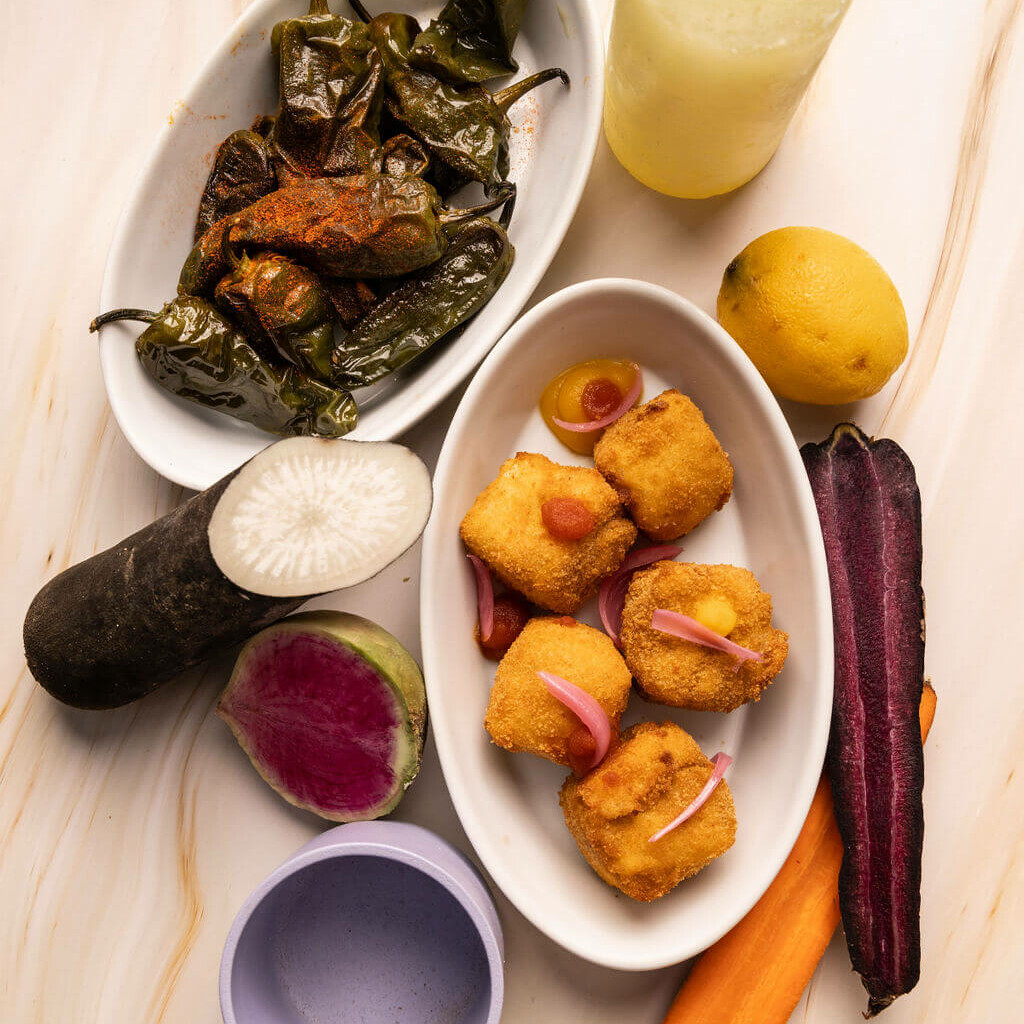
left=3, top=0, right=1022, bottom=1020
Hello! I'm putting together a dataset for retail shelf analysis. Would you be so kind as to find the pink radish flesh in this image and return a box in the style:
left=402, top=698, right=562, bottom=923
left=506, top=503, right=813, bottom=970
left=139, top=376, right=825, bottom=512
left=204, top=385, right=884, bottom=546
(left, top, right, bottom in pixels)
left=220, top=632, right=412, bottom=820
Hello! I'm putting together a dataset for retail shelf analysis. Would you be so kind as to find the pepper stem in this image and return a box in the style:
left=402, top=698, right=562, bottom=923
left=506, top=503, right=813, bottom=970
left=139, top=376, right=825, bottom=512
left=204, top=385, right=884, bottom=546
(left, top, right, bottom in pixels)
left=221, top=223, right=242, bottom=272
left=441, top=185, right=515, bottom=226
left=308, top=0, right=330, bottom=14
left=498, top=184, right=517, bottom=229
left=348, top=0, right=372, bottom=22
left=89, top=308, right=158, bottom=332
left=493, top=68, right=570, bottom=115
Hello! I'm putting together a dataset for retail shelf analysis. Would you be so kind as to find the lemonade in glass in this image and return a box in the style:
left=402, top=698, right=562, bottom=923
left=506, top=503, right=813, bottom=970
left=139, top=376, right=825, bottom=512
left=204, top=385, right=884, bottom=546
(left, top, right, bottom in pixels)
left=604, top=0, right=852, bottom=199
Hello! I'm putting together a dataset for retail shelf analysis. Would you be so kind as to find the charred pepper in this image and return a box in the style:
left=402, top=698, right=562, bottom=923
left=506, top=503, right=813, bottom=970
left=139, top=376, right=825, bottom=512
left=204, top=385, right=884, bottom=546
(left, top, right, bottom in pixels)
left=322, top=277, right=379, bottom=327
left=178, top=174, right=511, bottom=295
left=90, top=298, right=357, bottom=438
left=251, top=113, right=277, bottom=137
left=332, top=216, right=513, bottom=386
left=194, top=130, right=277, bottom=242
left=410, top=0, right=528, bottom=83
left=214, top=249, right=338, bottom=382
left=381, top=133, right=432, bottom=176
left=353, top=6, right=567, bottom=190
left=268, top=0, right=385, bottom=179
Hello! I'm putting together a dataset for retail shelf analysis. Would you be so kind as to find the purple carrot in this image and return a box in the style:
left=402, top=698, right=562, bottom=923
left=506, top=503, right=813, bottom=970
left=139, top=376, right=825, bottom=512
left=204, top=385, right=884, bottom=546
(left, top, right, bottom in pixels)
left=801, top=423, right=925, bottom=1017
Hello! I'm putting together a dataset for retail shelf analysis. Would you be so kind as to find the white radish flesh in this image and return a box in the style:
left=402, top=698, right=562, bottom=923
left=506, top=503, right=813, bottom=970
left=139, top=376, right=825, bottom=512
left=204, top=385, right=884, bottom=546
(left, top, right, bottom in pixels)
left=209, top=437, right=432, bottom=598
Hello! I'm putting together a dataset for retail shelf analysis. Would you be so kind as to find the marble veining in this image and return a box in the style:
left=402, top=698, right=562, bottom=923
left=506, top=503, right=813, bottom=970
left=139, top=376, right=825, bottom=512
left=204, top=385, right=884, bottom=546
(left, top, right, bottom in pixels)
left=2, top=0, right=1021, bottom=1021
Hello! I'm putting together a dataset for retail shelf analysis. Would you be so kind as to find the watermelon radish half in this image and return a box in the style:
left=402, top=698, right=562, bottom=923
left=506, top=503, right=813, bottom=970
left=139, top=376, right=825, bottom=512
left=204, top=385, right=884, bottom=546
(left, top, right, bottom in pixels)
left=218, top=611, right=427, bottom=822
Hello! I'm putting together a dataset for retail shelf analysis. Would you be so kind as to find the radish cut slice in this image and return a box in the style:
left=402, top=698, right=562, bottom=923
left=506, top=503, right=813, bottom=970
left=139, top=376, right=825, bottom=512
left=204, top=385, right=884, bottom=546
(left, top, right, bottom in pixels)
left=209, top=437, right=432, bottom=598
left=651, top=609, right=763, bottom=667
left=649, top=752, right=733, bottom=843
left=537, top=671, right=611, bottom=770
left=598, top=545, right=682, bottom=645
left=218, top=611, right=426, bottom=822
left=467, top=554, right=495, bottom=642
left=552, top=363, right=643, bottom=432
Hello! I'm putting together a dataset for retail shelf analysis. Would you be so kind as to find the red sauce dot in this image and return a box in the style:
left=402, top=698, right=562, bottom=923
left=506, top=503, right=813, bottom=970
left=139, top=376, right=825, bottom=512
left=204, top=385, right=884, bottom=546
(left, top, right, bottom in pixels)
left=567, top=726, right=597, bottom=777
left=580, top=378, right=622, bottom=421
left=541, top=497, right=596, bottom=541
left=552, top=616, right=577, bottom=626
left=478, top=594, right=530, bottom=660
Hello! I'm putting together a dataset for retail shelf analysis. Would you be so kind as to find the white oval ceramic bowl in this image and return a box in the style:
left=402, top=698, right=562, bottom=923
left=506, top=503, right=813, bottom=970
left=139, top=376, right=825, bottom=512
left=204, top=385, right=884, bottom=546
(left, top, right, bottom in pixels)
left=420, top=278, right=833, bottom=970
left=98, top=0, right=603, bottom=491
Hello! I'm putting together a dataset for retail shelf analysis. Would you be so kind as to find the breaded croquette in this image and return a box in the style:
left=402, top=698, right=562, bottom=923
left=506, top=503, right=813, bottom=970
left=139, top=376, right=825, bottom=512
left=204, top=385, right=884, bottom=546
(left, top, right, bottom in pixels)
left=461, top=452, right=637, bottom=613
left=485, top=617, right=631, bottom=767
left=593, top=389, right=733, bottom=541
left=560, top=722, right=737, bottom=901
left=620, top=561, right=789, bottom=712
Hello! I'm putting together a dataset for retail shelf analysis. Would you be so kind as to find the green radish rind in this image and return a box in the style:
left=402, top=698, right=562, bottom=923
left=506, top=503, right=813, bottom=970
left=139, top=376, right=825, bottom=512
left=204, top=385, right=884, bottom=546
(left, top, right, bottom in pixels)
left=218, top=610, right=427, bottom=822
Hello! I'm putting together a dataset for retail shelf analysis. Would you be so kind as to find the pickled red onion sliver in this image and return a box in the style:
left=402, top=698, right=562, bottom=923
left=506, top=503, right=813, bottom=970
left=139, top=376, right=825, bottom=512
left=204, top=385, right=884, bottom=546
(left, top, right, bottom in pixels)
left=598, top=545, right=682, bottom=645
left=649, top=752, right=733, bottom=843
left=537, top=671, right=612, bottom=771
left=597, top=574, right=630, bottom=645
left=551, top=363, right=643, bottom=433
left=651, top=609, right=763, bottom=668
left=467, top=554, right=494, bottom=642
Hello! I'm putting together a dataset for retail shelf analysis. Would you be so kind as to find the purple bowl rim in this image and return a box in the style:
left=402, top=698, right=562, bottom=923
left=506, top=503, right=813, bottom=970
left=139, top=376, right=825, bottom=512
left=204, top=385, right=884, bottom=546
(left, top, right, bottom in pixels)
left=220, top=823, right=505, bottom=1024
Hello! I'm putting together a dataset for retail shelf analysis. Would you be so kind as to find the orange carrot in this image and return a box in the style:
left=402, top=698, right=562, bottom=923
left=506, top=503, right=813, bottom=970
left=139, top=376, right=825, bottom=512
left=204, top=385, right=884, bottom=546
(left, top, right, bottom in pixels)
left=662, top=683, right=936, bottom=1024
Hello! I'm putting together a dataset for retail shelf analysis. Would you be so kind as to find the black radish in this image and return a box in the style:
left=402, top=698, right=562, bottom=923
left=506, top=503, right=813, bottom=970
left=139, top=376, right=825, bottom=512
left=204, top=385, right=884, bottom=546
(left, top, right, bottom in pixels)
left=24, top=438, right=432, bottom=709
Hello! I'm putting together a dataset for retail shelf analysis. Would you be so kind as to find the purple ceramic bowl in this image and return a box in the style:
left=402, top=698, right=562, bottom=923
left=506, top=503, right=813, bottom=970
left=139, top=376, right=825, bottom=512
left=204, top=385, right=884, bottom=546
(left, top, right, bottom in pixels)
left=220, top=821, right=504, bottom=1024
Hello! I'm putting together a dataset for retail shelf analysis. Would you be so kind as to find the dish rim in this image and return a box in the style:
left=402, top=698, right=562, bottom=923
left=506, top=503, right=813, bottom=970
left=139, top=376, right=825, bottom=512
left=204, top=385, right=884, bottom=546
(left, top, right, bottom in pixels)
left=96, top=0, right=606, bottom=490
left=419, top=276, right=834, bottom=971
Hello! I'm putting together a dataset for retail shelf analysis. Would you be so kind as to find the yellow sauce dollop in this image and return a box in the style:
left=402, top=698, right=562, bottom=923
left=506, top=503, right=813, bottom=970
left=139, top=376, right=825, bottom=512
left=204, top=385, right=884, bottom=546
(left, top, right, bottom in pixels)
left=691, top=595, right=738, bottom=637
left=539, top=358, right=641, bottom=455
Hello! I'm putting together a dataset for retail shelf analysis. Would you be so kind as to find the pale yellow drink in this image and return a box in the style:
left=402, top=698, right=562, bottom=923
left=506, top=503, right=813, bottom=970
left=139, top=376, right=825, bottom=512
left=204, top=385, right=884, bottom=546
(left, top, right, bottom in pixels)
left=604, top=0, right=851, bottom=199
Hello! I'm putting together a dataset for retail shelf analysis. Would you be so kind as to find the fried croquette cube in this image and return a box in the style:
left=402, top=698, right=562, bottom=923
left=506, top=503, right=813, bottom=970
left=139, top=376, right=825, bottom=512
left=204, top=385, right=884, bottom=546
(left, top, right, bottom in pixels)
left=460, top=452, right=637, bottom=613
left=485, top=617, right=631, bottom=767
left=593, top=389, right=733, bottom=541
left=560, top=721, right=737, bottom=901
left=620, top=561, right=789, bottom=712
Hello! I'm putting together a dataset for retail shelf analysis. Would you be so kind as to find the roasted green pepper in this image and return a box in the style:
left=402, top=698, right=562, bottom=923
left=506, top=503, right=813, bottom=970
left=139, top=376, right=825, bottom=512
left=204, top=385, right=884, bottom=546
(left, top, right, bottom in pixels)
left=322, top=277, right=379, bottom=327
left=355, top=7, right=567, bottom=190
left=90, top=298, right=357, bottom=438
left=179, top=174, right=512, bottom=295
left=194, top=130, right=277, bottom=242
left=381, top=133, right=431, bottom=176
left=424, top=158, right=471, bottom=199
left=268, top=0, right=385, bottom=179
left=332, top=216, right=513, bottom=386
left=319, top=55, right=385, bottom=176
left=410, top=0, right=527, bottom=83
left=214, top=250, right=337, bottom=382
left=251, top=113, right=276, bottom=137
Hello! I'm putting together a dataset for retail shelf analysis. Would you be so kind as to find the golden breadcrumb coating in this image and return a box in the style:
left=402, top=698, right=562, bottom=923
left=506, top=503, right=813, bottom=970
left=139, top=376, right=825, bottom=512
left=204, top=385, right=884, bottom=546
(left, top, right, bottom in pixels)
left=560, top=721, right=737, bottom=901
left=593, top=389, right=733, bottom=541
left=485, top=617, right=632, bottom=767
left=620, top=561, right=789, bottom=712
left=460, top=452, right=637, bottom=613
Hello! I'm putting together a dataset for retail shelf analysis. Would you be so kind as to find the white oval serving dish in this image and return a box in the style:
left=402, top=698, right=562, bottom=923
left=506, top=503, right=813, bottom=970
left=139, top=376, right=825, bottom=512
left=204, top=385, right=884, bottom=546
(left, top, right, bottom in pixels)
left=420, top=278, right=833, bottom=970
left=97, top=0, right=603, bottom=490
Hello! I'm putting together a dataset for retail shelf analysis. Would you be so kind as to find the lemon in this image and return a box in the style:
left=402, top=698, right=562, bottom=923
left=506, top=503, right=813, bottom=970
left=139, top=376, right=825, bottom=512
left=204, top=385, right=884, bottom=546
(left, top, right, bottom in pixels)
left=717, top=227, right=908, bottom=405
